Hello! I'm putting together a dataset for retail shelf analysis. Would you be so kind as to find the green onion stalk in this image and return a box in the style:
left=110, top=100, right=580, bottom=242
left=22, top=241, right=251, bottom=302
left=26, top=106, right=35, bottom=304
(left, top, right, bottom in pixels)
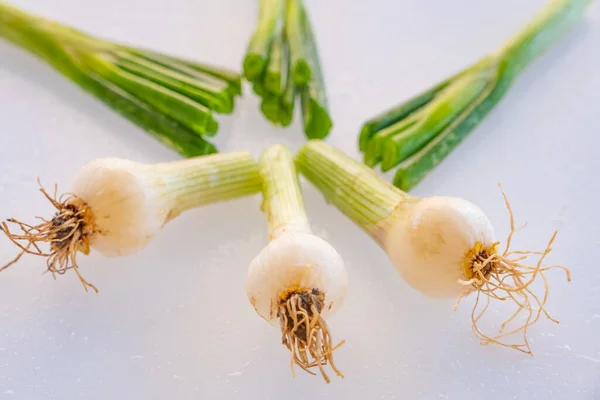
left=359, top=0, right=591, bottom=191
left=297, top=140, right=571, bottom=355
left=242, top=0, right=332, bottom=138
left=0, top=1, right=243, bottom=157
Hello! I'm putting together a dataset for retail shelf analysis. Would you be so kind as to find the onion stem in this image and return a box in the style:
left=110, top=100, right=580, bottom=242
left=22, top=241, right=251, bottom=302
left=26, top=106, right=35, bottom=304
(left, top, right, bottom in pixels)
left=286, top=0, right=311, bottom=86
left=298, top=5, right=331, bottom=139
left=358, top=0, right=591, bottom=190
left=296, top=140, right=407, bottom=243
left=243, top=0, right=285, bottom=82
left=263, top=5, right=288, bottom=95
left=380, top=68, right=494, bottom=172
left=243, top=0, right=331, bottom=138
left=358, top=74, right=460, bottom=152
left=153, top=152, right=262, bottom=218
left=250, top=144, right=346, bottom=382
left=0, top=151, right=262, bottom=292
left=280, top=70, right=297, bottom=126
left=259, top=144, right=311, bottom=239
left=297, top=140, right=571, bottom=354
left=0, top=1, right=242, bottom=157
left=259, top=58, right=296, bottom=126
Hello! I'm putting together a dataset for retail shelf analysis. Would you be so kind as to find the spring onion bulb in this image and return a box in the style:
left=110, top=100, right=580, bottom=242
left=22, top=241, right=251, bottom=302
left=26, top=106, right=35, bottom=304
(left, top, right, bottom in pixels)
left=297, top=140, right=570, bottom=355
left=246, top=144, right=347, bottom=382
left=1, top=152, right=261, bottom=293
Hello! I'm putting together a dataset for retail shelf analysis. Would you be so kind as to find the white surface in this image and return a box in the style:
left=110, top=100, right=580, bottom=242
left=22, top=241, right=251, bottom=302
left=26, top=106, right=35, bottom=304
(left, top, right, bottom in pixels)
left=1, top=0, right=599, bottom=399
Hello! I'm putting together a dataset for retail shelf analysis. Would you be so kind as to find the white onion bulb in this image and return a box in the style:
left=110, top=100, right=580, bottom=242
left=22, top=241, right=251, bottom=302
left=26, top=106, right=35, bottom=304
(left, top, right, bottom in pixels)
left=384, top=196, right=496, bottom=298
left=1, top=152, right=261, bottom=292
left=247, top=231, right=347, bottom=326
left=246, top=144, right=348, bottom=383
left=297, top=140, right=570, bottom=356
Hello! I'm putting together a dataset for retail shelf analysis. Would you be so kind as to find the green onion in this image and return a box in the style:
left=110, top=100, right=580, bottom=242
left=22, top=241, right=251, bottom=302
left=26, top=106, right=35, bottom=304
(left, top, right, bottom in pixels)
left=260, top=95, right=281, bottom=124
left=358, top=0, right=591, bottom=191
left=280, top=71, right=297, bottom=126
left=357, top=71, right=464, bottom=153
left=286, top=0, right=311, bottom=86
left=117, top=50, right=235, bottom=113
left=298, top=2, right=331, bottom=139
left=1, top=151, right=262, bottom=293
left=259, top=77, right=296, bottom=127
left=300, top=83, right=331, bottom=139
left=263, top=0, right=288, bottom=95
left=243, top=0, right=331, bottom=138
left=380, top=67, right=494, bottom=171
left=173, top=57, right=242, bottom=97
left=243, top=0, right=285, bottom=82
left=252, top=81, right=267, bottom=97
left=246, top=144, right=347, bottom=383
left=264, top=35, right=288, bottom=95
left=296, top=139, right=571, bottom=355
left=86, top=55, right=220, bottom=136
left=128, top=49, right=242, bottom=100
left=0, top=2, right=242, bottom=157
left=363, top=116, right=419, bottom=167
left=259, top=66, right=297, bottom=126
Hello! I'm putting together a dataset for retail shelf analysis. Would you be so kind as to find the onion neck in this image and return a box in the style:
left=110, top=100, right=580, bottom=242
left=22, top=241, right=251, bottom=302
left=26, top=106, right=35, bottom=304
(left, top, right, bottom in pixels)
left=259, top=145, right=311, bottom=240
left=148, top=152, right=262, bottom=220
left=296, top=140, right=409, bottom=245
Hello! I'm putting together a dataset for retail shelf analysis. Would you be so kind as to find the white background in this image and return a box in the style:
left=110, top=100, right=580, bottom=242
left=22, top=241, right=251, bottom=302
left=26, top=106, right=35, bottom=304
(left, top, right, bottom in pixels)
left=1, top=0, right=599, bottom=399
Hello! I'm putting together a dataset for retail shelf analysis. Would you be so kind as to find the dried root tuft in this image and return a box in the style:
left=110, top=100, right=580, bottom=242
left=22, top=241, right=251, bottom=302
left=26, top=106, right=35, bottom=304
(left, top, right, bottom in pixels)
left=278, top=288, right=345, bottom=383
left=455, top=185, right=571, bottom=355
left=0, top=180, right=98, bottom=293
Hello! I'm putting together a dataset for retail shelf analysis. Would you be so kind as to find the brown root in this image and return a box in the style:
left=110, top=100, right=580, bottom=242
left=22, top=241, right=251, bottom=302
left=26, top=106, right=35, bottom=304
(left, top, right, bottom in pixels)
left=0, top=179, right=98, bottom=293
left=278, top=288, right=345, bottom=383
left=455, top=185, right=571, bottom=355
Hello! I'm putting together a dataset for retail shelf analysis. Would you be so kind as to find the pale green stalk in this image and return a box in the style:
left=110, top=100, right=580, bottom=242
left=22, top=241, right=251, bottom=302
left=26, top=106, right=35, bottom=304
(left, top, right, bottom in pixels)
left=296, top=140, right=407, bottom=242
left=153, top=152, right=262, bottom=218
left=243, top=0, right=285, bottom=81
left=259, top=144, right=311, bottom=240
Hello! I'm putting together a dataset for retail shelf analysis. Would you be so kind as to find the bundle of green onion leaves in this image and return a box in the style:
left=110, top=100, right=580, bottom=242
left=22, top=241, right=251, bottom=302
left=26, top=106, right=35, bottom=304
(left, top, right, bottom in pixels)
left=0, top=0, right=590, bottom=192
left=0, top=1, right=242, bottom=157
left=358, top=0, right=591, bottom=192
left=0, top=0, right=593, bottom=383
left=242, top=0, right=332, bottom=140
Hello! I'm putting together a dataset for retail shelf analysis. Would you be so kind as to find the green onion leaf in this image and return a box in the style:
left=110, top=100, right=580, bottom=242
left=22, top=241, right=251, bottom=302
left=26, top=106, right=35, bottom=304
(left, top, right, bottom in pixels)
left=113, top=52, right=233, bottom=115
left=364, top=116, right=419, bottom=167
left=243, top=0, right=286, bottom=82
left=260, top=94, right=282, bottom=124
left=286, top=0, right=311, bottom=86
left=86, top=54, right=219, bottom=137
left=298, top=1, right=332, bottom=139
left=358, top=0, right=591, bottom=189
left=253, top=81, right=268, bottom=97
left=280, top=69, right=297, bottom=127
left=264, top=35, right=288, bottom=95
left=380, top=69, right=494, bottom=172
left=0, top=2, right=239, bottom=156
left=357, top=75, right=459, bottom=152
left=126, top=49, right=242, bottom=96
left=260, top=69, right=296, bottom=127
